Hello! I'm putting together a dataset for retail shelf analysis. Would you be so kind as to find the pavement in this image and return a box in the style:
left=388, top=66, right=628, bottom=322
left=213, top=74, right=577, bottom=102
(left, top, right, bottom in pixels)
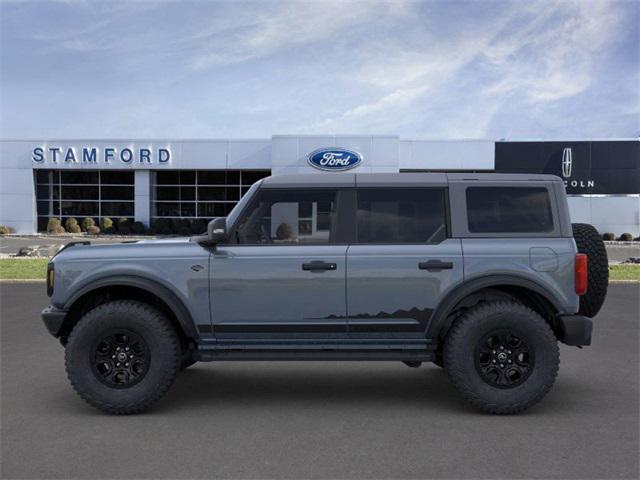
left=1, top=283, right=638, bottom=479
left=0, top=235, right=159, bottom=256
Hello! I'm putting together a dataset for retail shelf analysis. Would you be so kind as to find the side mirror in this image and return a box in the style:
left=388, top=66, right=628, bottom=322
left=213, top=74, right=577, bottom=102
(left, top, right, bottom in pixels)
left=207, top=217, right=227, bottom=244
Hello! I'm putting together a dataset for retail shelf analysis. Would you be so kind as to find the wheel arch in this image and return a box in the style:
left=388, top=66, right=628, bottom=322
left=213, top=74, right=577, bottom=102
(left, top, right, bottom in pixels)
left=59, top=275, right=198, bottom=343
left=427, top=275, right=563, bottom=341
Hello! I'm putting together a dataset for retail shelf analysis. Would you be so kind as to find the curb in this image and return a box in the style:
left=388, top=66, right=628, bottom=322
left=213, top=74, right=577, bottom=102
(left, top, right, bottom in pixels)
left=0, top=279, right=45, bottom=283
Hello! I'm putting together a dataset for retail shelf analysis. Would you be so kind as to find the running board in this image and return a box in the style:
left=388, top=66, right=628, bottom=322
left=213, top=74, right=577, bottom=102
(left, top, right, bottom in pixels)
left=194, top=349, right=435, bottom=362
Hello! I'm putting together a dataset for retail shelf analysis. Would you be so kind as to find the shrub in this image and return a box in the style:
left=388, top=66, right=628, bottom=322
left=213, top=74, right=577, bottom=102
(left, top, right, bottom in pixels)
left=64, top=218, right=81, bottom=234
left=116, top=217, right=131, bottom=234
left=51, top=225, right=66, bottom=235
left=152, top=218, right=173, bottom=235
left=171, top=218, right=191, bottom=236
left=101, top=217, right=114, bottom=233
left=86, top=225, right=101, bottom=235
left=618, top=233, right=634, bottom=242
left=602, top=232, right=615, bottom=241
left=191, top=219, right=207, bottom=235
left=0, top=224, right=13, bottom=234
left=46, top=218, right=62, bottom=233
left=82, top=217, right=95, bottom=231
left=131, top=221, right=145, bottom=234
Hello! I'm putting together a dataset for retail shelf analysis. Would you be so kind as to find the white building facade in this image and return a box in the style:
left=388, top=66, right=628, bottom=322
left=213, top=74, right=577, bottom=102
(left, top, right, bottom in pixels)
left=1, top=136, right=638, bottom=235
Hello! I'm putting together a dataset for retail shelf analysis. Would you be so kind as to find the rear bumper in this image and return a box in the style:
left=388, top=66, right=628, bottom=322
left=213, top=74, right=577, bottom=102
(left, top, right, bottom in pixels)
left=41, top=306, right=68, bottom=338
left=557, top=314, right=593, bottom=346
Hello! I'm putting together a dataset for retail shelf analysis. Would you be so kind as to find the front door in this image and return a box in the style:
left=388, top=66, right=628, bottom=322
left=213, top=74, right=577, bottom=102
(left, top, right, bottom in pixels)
left=210, top=188, right=350, bottom=339
left=346, top=187, right=464, bottom=340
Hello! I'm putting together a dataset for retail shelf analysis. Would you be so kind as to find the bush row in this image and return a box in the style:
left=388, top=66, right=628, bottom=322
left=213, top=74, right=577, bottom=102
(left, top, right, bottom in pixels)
left=602, top=232, right=639, bottom=241
left=41, top=217, right=209, bottom=236
left=45, top=217, right=145, bottom=236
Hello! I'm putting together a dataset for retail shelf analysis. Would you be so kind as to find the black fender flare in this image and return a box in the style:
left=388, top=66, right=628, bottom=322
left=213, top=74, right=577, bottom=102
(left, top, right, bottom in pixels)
left=63, top=275, right=198, bottom=339
left=426, top=274, right=563, bottom=340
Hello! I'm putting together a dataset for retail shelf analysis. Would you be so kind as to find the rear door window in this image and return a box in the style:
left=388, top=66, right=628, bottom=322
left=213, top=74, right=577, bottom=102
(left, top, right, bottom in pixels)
left=466, top=187, right=554, bottom=233
left=356, top=188, right=447, bottom=243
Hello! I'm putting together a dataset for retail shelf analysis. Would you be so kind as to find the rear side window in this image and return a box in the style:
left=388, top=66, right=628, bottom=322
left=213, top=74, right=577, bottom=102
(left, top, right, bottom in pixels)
left=356, top=188, right=447, bottom=243
left=466, top=187, right=554, bottom=233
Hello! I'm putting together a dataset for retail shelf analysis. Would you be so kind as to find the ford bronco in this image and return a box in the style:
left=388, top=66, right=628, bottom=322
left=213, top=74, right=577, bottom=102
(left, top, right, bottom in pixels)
left=42, top=173, right=609, bottom=414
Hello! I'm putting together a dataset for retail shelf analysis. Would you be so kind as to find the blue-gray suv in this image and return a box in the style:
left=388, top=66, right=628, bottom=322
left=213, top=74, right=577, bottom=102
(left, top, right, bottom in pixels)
left=42, top=173, right=609, bottom=414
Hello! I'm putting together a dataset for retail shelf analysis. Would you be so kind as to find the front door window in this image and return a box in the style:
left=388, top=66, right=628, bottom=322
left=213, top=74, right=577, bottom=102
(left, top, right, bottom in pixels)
left=233, top=189, right=338, bottom=245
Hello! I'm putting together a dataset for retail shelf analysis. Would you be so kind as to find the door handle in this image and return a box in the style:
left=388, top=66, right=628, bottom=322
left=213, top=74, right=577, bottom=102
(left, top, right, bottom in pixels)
left=419, top=260, right=454, bottom=271
left=302, top=261, right=337, bottom=272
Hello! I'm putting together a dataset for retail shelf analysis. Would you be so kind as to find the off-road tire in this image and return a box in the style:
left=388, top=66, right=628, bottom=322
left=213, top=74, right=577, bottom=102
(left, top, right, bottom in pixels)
left=65, top=300, right=181, bottom=414
left=433, top=352, right=444, bottom=368
left=180, top=351, right=197, bottom=370
left=444, top=301, right=559, bottom=414
left=572, top=223, right=609, bottom=317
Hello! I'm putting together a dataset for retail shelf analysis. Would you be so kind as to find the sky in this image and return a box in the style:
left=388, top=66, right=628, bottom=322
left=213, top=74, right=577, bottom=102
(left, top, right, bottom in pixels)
left=1, top=0, right=638, bottom=140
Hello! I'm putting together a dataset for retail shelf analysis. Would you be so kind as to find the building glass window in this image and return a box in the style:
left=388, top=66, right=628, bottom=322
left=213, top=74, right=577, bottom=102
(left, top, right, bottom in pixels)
left=34, top=170, right=134, bottom=231
left=151, top=170, right=270, bottom=223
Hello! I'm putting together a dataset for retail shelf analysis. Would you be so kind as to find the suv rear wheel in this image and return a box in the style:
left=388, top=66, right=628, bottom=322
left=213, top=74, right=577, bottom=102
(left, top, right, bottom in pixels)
left=444, top=301, right=559, bottom=414
left=65, top=300, right=181, bottom=414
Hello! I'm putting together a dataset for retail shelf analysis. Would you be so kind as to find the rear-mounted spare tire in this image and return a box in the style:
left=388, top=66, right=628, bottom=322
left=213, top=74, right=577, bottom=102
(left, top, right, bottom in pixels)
left=572, top=223, right=609, bottom=317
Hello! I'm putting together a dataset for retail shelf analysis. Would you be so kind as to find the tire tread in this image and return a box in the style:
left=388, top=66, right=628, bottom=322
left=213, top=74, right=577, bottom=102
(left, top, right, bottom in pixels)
left=65, top=300, right=180, bottom=415
left=444, top=301, right=559, bottom=414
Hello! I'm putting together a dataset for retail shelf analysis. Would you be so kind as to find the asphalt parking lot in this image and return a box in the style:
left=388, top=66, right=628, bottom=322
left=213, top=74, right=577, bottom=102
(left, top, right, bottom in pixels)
left=1, top=283, right=638, bottom=479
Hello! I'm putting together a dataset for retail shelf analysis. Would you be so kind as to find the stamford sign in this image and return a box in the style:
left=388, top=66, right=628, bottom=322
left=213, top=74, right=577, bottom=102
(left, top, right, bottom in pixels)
left=308, top=147, right=362, bottom=171
left=32, top=146, right=171, bottom=165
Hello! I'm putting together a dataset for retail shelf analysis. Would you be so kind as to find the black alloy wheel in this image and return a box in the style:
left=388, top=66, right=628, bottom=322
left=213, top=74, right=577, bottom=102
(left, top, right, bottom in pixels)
left=92, top=330, right=150, bottom=388
left=475, top=330, right=533, bottom=388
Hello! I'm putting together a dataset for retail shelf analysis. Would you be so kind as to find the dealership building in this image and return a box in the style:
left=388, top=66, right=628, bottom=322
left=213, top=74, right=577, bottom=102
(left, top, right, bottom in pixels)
left=0, top=136, right=638, bottom=235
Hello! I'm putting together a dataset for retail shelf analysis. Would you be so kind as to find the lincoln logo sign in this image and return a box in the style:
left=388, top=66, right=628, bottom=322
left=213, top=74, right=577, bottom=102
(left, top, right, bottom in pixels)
left=561, top=147, right=572, bottom=178
left=308, top=148, right=362, bottom=171
left=32, top=146, right=171, bottom=165
left=560, top=147, right=595, bottom=188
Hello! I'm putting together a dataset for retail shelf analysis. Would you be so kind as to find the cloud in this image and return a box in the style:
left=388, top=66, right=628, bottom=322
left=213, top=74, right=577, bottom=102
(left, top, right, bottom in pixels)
left=191, top=1, right=412, bottom=70
left=481, top=0, right=621, bottom=102
left=0, top=0, right=637, bottom=139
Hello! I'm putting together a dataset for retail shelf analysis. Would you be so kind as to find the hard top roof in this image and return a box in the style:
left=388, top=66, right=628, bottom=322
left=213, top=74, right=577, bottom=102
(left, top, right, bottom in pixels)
left=260, top=172, right=562, bottom=188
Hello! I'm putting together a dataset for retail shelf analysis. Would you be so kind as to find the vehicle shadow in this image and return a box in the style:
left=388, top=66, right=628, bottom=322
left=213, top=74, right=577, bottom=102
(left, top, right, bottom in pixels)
left=156, top=363, right=477, bottom=414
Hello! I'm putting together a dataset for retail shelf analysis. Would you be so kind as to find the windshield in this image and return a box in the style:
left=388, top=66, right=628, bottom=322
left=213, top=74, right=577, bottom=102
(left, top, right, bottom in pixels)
left=226, top=180, right=262, bottom=229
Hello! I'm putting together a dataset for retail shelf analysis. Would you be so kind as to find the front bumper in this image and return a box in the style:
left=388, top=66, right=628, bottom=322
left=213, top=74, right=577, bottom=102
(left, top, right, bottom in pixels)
left=557, top=314, right=593, bottom=346
left=41, top=306, right=68, bottom=338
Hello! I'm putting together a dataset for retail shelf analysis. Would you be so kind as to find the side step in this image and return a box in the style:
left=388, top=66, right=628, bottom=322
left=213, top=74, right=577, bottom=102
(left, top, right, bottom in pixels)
left=194, top=348, right=435, bottom=362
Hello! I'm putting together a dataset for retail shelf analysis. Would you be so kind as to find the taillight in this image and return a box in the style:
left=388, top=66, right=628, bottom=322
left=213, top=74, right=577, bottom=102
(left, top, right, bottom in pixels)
left=575, top=253, right=588, bottom=296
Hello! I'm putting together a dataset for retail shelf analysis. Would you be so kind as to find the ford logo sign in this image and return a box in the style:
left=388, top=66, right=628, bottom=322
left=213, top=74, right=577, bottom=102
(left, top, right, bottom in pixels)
left=307, top=148, right=362, bottom=171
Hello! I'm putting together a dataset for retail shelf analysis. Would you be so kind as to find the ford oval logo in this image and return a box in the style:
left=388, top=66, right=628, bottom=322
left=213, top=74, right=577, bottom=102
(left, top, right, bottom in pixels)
left=307, top=148, right=362, bottom=171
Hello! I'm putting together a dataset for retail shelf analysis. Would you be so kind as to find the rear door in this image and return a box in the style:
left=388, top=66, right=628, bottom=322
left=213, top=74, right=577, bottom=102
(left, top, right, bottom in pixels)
left=346, top=187, right=463, bottom=339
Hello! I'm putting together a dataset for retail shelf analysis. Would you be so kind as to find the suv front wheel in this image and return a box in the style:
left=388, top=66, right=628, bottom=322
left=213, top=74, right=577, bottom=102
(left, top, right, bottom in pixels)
left=444, top=301, right=559, bottom=414
left=65, top=300, right=181, bottom=414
